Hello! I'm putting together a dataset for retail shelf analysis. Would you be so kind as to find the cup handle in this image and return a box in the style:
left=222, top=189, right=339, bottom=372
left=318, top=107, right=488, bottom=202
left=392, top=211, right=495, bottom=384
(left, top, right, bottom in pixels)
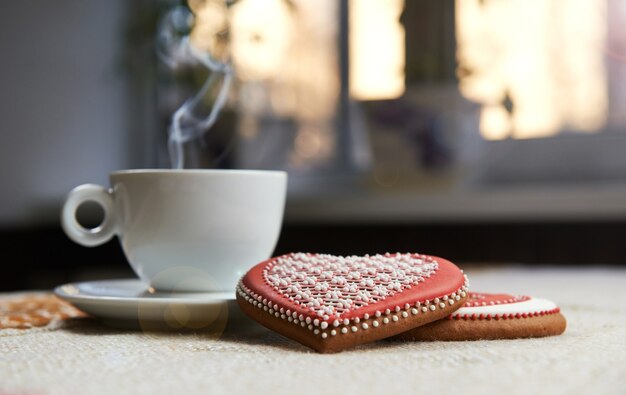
left=61, top=184, right=117, bottom=247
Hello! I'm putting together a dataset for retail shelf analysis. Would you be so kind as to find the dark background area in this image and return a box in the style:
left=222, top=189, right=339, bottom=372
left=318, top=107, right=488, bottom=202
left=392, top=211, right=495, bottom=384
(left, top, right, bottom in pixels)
left=3, top=220, right=623, bottom=292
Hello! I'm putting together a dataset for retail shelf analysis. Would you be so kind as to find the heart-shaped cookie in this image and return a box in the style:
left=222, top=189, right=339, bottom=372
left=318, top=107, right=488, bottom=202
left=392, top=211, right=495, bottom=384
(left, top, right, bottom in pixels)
left=236, top=252, right=468, bottom=352
left=394, top=292, right=566, bottom=341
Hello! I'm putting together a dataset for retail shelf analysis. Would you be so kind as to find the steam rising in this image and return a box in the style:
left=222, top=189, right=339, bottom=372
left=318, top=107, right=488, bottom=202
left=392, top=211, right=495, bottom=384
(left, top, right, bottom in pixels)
left=157, top=7, right=234, bottom=169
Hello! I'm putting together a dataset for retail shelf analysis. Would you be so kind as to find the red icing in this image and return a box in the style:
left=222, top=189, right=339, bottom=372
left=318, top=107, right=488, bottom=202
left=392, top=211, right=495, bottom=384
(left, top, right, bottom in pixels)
left=241, top=253, right=465, bottom=322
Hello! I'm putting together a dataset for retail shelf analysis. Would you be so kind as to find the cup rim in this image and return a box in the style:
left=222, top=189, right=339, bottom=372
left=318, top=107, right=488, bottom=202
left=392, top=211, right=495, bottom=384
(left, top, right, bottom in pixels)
left=111, top=169, right=287, bottom=177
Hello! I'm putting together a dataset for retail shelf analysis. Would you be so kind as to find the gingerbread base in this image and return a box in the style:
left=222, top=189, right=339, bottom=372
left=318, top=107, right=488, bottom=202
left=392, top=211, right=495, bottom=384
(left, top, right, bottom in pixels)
left=395, top=312, right=566, bottom=341
left=237, top=289, right=468, bottom=353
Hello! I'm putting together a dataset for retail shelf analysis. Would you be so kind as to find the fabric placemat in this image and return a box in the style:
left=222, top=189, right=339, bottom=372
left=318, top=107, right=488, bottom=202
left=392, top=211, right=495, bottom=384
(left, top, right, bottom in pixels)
left=1, top=267, right=625, bottom=395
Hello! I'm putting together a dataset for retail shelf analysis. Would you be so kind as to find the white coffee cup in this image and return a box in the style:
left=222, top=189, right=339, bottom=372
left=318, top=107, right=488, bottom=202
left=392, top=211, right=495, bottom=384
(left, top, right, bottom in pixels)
left=61, top=169, right=287, bottom=292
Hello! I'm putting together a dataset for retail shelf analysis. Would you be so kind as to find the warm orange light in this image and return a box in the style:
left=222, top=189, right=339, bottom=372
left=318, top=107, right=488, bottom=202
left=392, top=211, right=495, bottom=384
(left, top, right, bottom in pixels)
left=230, top=0, right=293, bottom=81
left=226, top=0, right=340, bottom=167
left=349, top=0, right=405, bottom=101
left=456, top=0, right=607, bottom=140
left=188, top=0, right=228, bottom=58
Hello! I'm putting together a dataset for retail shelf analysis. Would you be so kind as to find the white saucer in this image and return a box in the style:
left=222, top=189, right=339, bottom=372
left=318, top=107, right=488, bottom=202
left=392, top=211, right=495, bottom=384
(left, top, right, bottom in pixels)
left=54, top=279, right=243, bottom=330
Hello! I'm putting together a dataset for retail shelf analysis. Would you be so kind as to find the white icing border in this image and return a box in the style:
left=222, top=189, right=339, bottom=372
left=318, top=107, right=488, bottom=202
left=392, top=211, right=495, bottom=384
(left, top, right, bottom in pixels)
left=452, top=296, right=557, bottom=317
left=236, top=276, right=470, bottom=339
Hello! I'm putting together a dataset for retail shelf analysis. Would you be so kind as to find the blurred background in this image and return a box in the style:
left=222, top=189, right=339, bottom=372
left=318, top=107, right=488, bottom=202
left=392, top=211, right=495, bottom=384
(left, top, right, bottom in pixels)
left=1, top=0, right=626, bottom=291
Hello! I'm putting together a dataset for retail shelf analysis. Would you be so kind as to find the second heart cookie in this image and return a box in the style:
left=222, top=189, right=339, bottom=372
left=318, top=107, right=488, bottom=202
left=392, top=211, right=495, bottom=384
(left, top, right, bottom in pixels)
left=236, top=252, right=469, bottom=353
left=394, top=292, right=566, bottom=341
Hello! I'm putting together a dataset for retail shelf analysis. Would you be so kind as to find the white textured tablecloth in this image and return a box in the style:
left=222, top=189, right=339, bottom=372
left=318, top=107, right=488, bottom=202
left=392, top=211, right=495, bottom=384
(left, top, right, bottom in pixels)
left=1, top=267, right=625, bottom=395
